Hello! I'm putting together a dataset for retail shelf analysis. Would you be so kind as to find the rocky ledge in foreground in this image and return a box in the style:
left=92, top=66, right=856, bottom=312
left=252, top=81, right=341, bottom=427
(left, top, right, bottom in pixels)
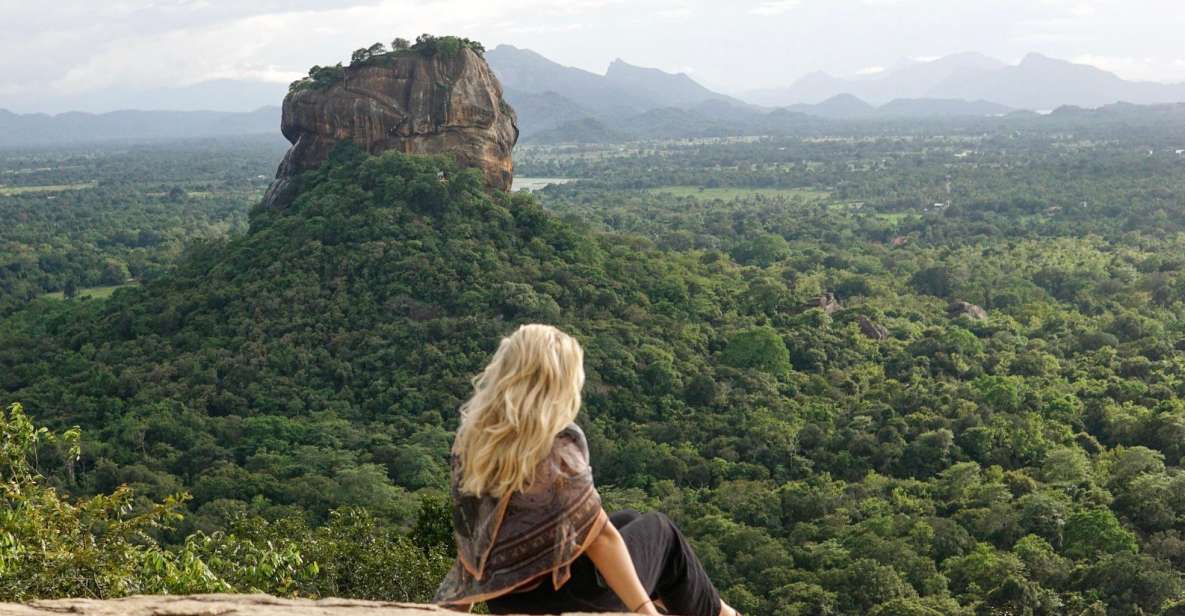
left=0, top=594, right=617, bottom=616
left=0, top=594, right=432, bottom=616
left=263, top=46, right=518, bottom=209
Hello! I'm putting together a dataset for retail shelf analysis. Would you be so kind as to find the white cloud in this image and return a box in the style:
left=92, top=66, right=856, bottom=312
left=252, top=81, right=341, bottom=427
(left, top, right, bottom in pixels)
left=26, top=0, right=586, bottom=96
left=503, top=22, right=586, bottom=34
left=205, top=65, right=305, bottom=84
left=657, top=7, right=694, bottom=19
left=855, top=65, right=885, bottom=75
left=537, top=0, right=627, bottom=16
left=749, top=0, right=800, bottom=15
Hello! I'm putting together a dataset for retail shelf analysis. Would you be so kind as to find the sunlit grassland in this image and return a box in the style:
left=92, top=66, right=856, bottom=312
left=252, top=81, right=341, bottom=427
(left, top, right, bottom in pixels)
left=41, top=282, right=139, bottom=301
left=648, top=186, right=831, bottom=200
left=0, top=182, right=96, bottom=195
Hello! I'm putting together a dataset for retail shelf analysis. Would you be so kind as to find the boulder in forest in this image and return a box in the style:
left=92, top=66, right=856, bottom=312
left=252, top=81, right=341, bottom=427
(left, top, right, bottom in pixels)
left=947, top=300, right=988, bottom=321
left=806, top=292, right=842, bottom=315
left=263, top=47, right=518, bottom=209
left=857, top=315, right=890, bottom=340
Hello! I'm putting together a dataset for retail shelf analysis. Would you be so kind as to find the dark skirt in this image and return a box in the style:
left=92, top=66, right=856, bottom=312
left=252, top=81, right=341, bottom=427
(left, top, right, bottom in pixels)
left=487, top=510, right=721, bottom=616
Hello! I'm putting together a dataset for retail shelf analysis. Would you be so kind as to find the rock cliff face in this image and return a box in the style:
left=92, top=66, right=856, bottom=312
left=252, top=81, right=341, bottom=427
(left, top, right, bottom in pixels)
left=0, top=594, right=617, bottom=616
left=263, top=49, right=518, bottom=209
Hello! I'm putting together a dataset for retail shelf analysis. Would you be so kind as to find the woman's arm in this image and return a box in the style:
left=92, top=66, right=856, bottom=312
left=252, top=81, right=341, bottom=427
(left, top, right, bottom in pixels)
left=584, top=514, right=661, bottom=616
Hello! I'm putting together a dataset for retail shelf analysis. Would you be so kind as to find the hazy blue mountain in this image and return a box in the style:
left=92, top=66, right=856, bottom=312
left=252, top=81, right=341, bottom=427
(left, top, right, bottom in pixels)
left=751, top=52, right=1185, bottom=110
left=615, top=106, right=748, bottom=139
left=877, top=98, right=1013, bottom=117
left=869, top=53, right=1006, bottom=100
left=6, top=79, right=291, bottom=115
left=1048, top=101, right=1185, bottom=121
left=526, top=117, right=626, bottom=144
left=485, top=45, right=654, bottom=116
left=753, top=71, right=847, bottom=106
left=486, top=44, right=749, bottom=132
left=502, top=89, right=596, bottom=138
left=784, top=94, right=876, bottom=118
left=932, top=53, right=1185, bottom=110
left=526, top=102, right=834, bottom=143
left=603, top=59, right=746, bottom=108
left=0, top=107, right=281, bottom=147
left=749, top=52, right=1006, bottom=105
left=774, top=94, right=1009, bottom=119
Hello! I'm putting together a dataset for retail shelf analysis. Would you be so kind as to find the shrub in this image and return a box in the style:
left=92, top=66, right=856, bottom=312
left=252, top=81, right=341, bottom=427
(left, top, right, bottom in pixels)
left=722, top=326, right=791, bottom=375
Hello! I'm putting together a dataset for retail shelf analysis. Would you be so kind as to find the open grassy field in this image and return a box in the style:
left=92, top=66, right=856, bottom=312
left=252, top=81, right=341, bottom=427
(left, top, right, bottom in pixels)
left=648, top=186, right=831, bottom=200
left=0, top=182, right=96, bottom=196
left=41, top=282, right=138, bottom=301
left=872, top=211, right=915, bottom=222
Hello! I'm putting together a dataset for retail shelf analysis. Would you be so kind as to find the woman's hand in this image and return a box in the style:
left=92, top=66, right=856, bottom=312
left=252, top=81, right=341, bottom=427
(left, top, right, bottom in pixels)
left=583, top=512, right=661, bottom=615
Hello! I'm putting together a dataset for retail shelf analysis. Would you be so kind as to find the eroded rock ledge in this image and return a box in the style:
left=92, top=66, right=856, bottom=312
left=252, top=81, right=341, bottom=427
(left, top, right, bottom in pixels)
left=0, top=594, right=614, bottom=616
left=0, top=594, right=428, bottom=616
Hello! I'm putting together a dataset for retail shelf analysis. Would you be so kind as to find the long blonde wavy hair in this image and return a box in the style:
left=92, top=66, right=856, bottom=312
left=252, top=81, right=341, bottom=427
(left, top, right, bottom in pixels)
left=453, top=324, right=586, bottom=497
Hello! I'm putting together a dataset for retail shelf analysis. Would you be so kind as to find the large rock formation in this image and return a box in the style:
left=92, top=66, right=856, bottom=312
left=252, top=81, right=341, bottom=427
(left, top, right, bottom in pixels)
left=263, top=48, right=518, bottom=209
left=948, top=300, right=988, bottom=321
left=0, top=594, right=616, bottom=616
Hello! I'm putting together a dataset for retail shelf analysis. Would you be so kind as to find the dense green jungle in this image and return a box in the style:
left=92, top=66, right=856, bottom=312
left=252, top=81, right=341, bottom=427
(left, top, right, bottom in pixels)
left=4, top=113, right=1185, bottom=615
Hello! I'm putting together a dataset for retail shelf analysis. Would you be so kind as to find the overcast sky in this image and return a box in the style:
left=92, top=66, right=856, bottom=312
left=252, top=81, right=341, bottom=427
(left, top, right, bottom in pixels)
left=2, top=0, right=1184, bottom=113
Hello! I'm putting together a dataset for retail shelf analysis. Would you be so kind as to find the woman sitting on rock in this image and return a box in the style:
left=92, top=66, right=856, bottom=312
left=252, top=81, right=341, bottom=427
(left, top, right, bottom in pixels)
left=434, top=324, right=737, bottom=616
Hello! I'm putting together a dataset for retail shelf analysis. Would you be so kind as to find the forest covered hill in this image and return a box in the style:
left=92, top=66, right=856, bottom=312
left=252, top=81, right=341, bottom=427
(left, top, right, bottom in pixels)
left=5, top=34, right=1185, bottom=616
left=5, top=118, right=1185, bottom=612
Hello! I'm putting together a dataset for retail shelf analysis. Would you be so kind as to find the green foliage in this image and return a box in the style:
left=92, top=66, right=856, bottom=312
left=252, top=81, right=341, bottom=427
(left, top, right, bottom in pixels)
left=0, top=402, right=224, bottom=599
left=1062, top=510, right=1139, bottom=560
left=290, top=64, right=346, bottom=93
left=731, top=233, right=791, bottom=267
left=0, top=403, right=453, bottom=602
left=289, top=35, right=485, bottom=93
left=867, top=598, right=946, bottom=616
left=722, top=326, right=791, bottom=375
left=412, top=34, right=485, bottom=58
left=0, top=139, right=280, bottom=314
left=193, top=508, right=450, bottom=601
left=7, top=114, right=1185, bottom=614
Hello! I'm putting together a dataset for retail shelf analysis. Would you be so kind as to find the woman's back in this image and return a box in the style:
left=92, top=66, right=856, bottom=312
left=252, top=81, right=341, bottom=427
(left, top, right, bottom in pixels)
left=434, top=325, right=730, bottom=616
left=435, top=424, right=608, bottom=605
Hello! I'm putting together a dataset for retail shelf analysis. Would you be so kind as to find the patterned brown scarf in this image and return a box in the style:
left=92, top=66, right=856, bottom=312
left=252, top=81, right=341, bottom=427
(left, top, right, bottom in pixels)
left=434, top=424, right=607, bottom=607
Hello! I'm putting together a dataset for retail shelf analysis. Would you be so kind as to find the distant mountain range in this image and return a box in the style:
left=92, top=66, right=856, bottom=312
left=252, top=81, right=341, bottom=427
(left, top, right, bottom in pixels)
left=748, top=52, right=1185, bottom=110
left=4, top=46, right=1185, bottom=147
left=485, top=44, right=749, bottom=137
left=784, top=94, right=1014, bottom=119
left=0, top=107, right=280, bottom=147
left=5, top=80, right=291, bottom=116
left=486, top=46, right=1185, bottom=140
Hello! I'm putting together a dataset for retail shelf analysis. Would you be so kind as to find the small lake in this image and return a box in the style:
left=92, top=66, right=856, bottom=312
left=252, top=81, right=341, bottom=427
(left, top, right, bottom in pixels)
left=512, top=177, right=577, bottom=192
